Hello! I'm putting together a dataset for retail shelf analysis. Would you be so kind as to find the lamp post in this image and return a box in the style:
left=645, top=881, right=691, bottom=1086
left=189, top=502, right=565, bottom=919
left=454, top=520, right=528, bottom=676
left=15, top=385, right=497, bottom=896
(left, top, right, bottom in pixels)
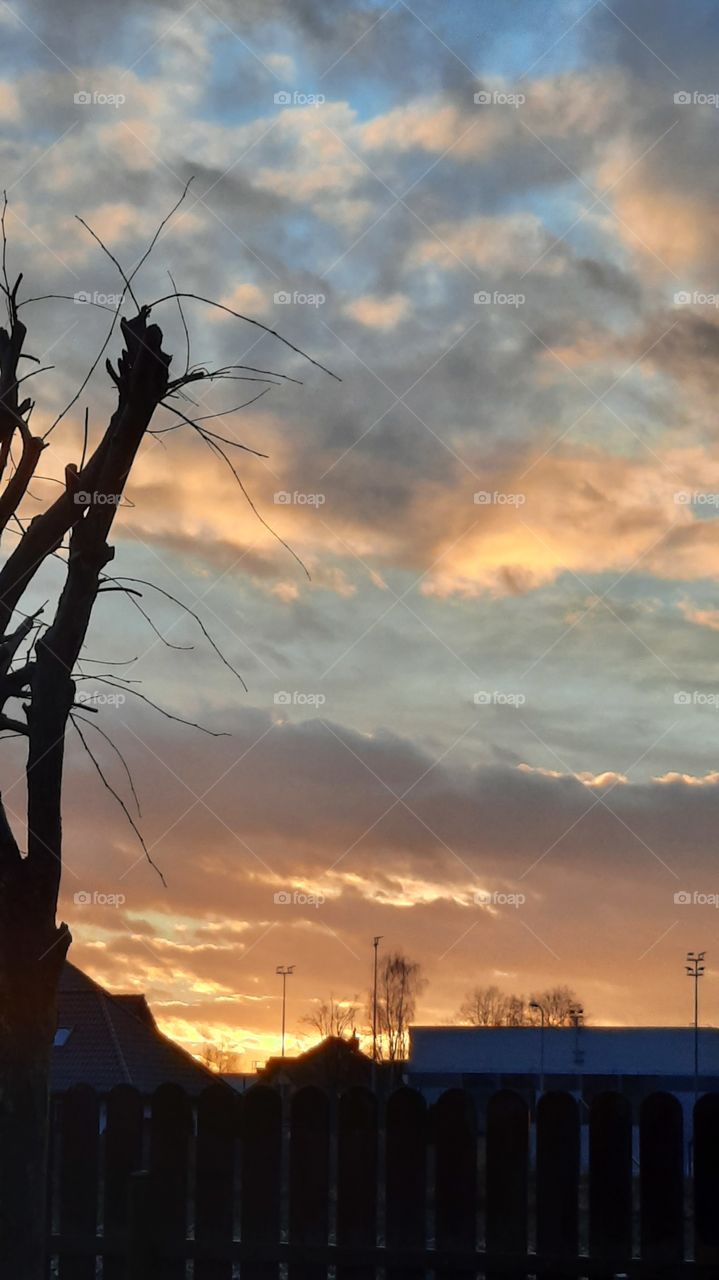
left=276, top=965, right=295, bottom=1057
left=686, top=951, right=705, bottom=1095
left=372, top=936, right=383, bottom=1062
left=529, top=1000, right=546, bottom=1094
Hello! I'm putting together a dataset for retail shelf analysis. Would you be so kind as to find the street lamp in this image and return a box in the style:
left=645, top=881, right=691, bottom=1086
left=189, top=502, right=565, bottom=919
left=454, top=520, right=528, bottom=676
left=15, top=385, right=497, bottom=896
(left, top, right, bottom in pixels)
left=686, top=951, right=705, bottom=1093
left=372, top=936, right=383, bottom=1063
left=529, top=1000, right=546, bottom=1094
left=276, top=965, right=295, bottom=1057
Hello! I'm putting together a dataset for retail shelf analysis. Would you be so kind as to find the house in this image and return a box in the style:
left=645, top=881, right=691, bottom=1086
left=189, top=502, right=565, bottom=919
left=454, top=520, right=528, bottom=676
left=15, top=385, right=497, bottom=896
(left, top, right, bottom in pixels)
left=256, top=1034, right=375, bottom=1090
left=52, top=962, right=214, bottom=1095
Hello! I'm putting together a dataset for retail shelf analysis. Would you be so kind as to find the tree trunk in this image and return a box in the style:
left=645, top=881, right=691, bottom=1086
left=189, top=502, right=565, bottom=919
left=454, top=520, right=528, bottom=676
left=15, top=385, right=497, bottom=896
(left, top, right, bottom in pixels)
left=0, top=863, right=69, bottom=1279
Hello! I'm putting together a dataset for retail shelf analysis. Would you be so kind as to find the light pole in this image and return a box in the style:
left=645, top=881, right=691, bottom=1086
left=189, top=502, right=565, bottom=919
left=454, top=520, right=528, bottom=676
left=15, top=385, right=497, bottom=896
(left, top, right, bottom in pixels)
left=529, top=1000, right=546, bottom=1094
left=372, top=936, right=383, bottom=1062
left=686, top=951, right=705, bottom=1094
left=276, top=964, right=295, bottom=1057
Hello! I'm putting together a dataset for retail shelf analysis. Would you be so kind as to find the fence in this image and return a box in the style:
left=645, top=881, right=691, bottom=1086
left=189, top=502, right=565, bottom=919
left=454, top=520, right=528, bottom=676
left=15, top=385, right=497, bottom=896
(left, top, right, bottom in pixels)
left=47, top=1082, right=719, bottom=1278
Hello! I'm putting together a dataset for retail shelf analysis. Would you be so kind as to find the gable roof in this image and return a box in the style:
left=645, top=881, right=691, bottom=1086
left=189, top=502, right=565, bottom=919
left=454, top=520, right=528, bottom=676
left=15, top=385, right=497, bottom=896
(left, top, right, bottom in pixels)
left=53, top=962, right=215, bottom=1095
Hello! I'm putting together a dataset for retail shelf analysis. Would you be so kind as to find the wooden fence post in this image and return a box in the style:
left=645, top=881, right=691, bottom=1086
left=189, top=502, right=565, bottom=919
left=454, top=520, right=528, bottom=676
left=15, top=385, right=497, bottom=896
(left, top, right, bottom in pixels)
left=104, top=1085, right=143, bottom=1280
left=640, top=1091, right=683, bottom=1269
left=694, top=1093, right=719, bottom=1265
left=486, top=1089, right=528, bottom=1280
left=127, top=1171, right=153, bottom=1280
left=589, top=1092, right=632, bottom=1277
left=149, top=1083, right=192, bottom=1280
left=289, top=1086, right=330, bottom=1280
left=337, top=1086, right=378, bottom=1280
left=196, top=1083, right=239, bottom=1280
left=58, top=1083, right=99, bottom=1280
left=386, top=1087, right=427, bottom=1280
left=536, top=1091, right=579, bottom=1265
left=433, top=1088, right=477, bottom=1280
left=241, top=1085, right=282, bottom=1280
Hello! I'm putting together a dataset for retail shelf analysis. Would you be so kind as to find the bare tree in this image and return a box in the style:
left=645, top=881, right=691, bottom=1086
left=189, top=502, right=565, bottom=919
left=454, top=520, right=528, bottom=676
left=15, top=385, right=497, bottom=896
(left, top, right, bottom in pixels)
left=200, top=1041, right=241, bottom=1073
left=0, top=190, right=335, bottom=1277
left=371, top=950, right=426, bottom=1061
left=300, top=994, right=359, bottom=1040
left=459, top=984, right=584, bottom=1027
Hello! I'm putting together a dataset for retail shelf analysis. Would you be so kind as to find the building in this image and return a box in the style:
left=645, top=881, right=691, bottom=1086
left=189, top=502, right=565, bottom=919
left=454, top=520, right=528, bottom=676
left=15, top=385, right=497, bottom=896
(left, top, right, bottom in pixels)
left=407, top=1025, right=719, bottom=1167
left=53, top=962, right=214, bottom=1095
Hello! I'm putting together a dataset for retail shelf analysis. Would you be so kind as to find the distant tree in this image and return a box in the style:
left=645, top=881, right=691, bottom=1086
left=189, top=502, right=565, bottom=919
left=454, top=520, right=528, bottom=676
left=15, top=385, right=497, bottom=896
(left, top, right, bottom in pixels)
left=529, top=985, right=585, bottom=1027
left=372, top=950, right=426, bottom=1061
left=200, top=1041, right=241, bottom=1073
left=459, top=983, right=585, bottom=1027
left=300, top=994, right=358, bottom=1039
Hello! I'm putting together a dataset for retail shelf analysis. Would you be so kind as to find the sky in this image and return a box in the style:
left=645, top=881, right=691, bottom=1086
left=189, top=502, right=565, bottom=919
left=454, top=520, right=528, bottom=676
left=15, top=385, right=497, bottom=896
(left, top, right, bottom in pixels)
left=2, top=0, right=719, bottom=1066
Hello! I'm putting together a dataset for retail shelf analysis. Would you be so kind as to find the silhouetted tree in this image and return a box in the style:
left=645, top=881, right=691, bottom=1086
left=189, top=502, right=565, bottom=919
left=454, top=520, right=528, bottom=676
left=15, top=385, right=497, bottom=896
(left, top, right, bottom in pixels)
left=0, top=189, right=335, bottom=1277
left=371, top=950, right=426, bottom=1061
left=459, top=983, right=585, bottom=1027
left=301, top=994, right=359, bottom=1039
left=200, top=1041, right=242, bottom=1073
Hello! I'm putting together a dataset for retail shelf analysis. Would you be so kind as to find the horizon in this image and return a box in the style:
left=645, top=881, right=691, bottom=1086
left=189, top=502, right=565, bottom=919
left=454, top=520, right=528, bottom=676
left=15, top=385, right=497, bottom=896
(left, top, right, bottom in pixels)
left=3, top=0, right=719, bottom=1073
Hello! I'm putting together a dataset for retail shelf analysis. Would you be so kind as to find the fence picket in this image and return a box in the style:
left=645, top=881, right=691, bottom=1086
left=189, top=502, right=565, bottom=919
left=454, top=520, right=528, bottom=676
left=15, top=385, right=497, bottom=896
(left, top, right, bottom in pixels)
left=337, top=1086, right=377, bottom=1280
left=241, top=1085, right=282, bottom=1280
left=640, top=1091, right=684, bottom=1269
left=433, top=1088, right=476, bottom=1280
left=536, top=1091, right=579, bottom=1264
left=486, top=1089, right=528, bottom=1280
left=103, top=1084, right=143, bottom=1280
left=196, top=1083, right=238, bottom=1280
left=694, top=1092, right=719, bottom=1265
left=589, top=1092, right=632, bottom=1275
left=289, top=1086, right=330, bottom=1280
left=386, top=1087, right=427, bottom=1280
left=149, top=1082, right=192, bottom=1280
left=58, top=1084, right=99, bottom=1280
